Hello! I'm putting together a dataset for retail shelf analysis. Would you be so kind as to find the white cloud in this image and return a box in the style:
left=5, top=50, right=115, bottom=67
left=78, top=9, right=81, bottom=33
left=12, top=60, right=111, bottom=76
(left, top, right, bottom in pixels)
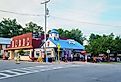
left=0, top=0, right=121, bottom=37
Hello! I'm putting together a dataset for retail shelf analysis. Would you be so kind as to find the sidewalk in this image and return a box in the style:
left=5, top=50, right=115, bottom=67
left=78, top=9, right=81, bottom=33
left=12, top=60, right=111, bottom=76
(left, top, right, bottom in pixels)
left=32, top=61, right=90, bottom=65
left=0, top=59, right=90, bottom=65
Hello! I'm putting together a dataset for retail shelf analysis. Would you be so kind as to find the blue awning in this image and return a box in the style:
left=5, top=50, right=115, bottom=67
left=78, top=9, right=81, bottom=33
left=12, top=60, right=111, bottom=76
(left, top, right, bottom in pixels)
left=0, top=38, right=11, bottom=44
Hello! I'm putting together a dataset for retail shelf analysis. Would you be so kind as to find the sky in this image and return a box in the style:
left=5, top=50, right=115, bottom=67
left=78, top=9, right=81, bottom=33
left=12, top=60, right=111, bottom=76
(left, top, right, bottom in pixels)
left=0, top=0, right=121, bottom=38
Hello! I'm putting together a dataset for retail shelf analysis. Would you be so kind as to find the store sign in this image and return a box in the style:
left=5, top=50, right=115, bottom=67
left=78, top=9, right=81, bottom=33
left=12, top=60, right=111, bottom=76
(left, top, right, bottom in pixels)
left=32, top=32, right=39, bottom=38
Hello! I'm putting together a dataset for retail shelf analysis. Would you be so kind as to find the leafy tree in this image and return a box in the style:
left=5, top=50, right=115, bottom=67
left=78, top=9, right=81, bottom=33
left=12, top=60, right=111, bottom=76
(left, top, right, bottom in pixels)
left=86, top=33, right=121, bottom=56
left=24, top=22, right=44, bottom=34
left=0, top=18, right=23, bottom=38
left=113, top=36, right=121, bottom=54
left=55, top=28, right=84, bottom=44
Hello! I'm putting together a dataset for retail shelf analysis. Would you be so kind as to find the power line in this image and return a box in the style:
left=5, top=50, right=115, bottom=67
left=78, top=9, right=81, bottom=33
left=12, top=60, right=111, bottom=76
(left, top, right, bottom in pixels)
left=50, top=15, right=121, bottom=27
left=0, top=9, right=121, bottom=28
left=0, top=9, right=44, bottom=17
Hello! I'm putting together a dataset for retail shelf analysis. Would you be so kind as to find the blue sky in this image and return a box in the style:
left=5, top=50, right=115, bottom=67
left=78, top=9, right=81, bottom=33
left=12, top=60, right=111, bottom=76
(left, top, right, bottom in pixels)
left=0, top=0, right=121, bottom=38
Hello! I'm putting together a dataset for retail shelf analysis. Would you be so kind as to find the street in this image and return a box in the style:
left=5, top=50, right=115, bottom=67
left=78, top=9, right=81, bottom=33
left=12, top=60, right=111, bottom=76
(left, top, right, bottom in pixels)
left=0, top=61, right=121, bottom=82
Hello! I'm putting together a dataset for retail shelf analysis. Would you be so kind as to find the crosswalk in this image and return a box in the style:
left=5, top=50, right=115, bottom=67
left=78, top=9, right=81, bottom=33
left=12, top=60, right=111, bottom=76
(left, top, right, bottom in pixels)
left=0, top=64, right=81, bottom=80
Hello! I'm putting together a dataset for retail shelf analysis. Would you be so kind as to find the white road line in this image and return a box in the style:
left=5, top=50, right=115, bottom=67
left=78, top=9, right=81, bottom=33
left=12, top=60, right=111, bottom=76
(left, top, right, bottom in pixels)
left=3, top=70, right=21, bottom=75
left=0, top=64, right=80, bottom=80
left=0, top=73, right=11, bottom=77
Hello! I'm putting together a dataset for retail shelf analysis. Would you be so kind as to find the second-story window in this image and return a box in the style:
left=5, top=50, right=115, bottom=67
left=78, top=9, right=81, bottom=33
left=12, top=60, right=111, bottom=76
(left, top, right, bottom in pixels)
left=27, top=38, right=30, bottom=46
left=12, top=41, right=14, bottom=48
left=23, top=38, right=25, bottom=46
left=19, top=39, right=21, bottom=47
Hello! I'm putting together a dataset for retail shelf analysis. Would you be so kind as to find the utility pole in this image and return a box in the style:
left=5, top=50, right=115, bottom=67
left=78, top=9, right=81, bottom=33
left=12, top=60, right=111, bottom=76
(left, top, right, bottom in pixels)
left=41, top=0, right=50, bottom=63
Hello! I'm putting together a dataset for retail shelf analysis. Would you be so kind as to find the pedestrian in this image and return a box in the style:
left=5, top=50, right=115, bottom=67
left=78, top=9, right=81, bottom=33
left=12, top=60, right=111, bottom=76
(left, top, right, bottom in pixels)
left=71, top=53, right=73, bottom=62
left=65, top=55, right=67, bottom=62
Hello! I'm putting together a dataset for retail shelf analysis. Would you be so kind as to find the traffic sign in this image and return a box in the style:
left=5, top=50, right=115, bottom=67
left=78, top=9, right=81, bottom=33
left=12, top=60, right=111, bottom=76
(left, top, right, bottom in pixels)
left=57, top=43, right=61, bottom=49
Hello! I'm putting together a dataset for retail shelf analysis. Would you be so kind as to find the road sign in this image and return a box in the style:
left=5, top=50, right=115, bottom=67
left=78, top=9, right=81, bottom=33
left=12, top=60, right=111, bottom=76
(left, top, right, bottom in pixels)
left=57, top=43, right=61, bottom=49
left=57, top=43, right=61, bottom=63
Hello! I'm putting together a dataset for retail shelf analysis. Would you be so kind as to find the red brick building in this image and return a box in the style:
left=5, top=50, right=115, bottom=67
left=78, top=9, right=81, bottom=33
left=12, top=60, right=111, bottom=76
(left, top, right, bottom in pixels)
left=6, top=33, right=43, bottom=60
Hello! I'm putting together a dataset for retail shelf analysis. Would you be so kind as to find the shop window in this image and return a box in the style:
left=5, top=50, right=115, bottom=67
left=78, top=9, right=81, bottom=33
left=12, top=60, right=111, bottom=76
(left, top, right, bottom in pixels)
left=14, top=52, right=18, bottom=57
left=46, top=51, right=51, bottom=57
left=24, top=51, right=30, bottom=56
left=36, top=51, right=40, bottom=57
left=47, top=53, right=51, bottom=55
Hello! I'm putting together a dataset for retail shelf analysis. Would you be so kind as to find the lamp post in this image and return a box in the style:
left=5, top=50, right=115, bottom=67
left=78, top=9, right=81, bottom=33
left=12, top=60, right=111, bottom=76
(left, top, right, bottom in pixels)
left=106, top=49, right=110, bottom=62
left=41, top=0, right=50, bottom=63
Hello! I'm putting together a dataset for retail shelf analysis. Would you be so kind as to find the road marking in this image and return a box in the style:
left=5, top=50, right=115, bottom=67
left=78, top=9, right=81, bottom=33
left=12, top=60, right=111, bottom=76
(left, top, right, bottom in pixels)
left=0, top=64, right=80, bottom=80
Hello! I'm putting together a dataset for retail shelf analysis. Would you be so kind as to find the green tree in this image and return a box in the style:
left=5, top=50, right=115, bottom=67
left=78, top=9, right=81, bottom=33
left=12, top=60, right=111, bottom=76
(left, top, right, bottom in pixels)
left=56, top=28, right=84, bottom=44
left=24, top=22, right=44, bottom=34
left=86, top=33, right=115, bottom=56
left=0, top=18, right=23, bottom=38
left=113, top=36, right=121, bottom=54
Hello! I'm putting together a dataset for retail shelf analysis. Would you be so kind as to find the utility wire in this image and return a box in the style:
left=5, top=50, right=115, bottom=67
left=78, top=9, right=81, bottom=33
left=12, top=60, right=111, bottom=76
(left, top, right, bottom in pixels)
left=0, top=9, right=121, bottom=27
left=0, top=9, right=44, bottom=17
left=50, top=15, right=121, bottom=27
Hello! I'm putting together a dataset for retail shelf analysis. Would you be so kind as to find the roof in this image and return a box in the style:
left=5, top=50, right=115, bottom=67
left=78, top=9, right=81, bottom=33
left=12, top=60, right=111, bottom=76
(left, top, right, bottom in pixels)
left=48, top=38, right=84, bottom=50
left=49, top=29, right=59, bottom=34
left=0, top=38, right=11, bottom=45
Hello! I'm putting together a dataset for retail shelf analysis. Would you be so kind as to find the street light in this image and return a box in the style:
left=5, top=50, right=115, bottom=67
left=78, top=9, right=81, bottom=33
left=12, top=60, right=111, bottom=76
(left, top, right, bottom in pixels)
left=106, top=49, right=110, bottom=62
left=41, top=0, right=50, bottom=63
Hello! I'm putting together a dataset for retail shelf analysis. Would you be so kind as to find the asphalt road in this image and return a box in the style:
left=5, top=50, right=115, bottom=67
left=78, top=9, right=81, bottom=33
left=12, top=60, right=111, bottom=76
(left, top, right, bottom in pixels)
left=0, top=60, right=121, bottom=82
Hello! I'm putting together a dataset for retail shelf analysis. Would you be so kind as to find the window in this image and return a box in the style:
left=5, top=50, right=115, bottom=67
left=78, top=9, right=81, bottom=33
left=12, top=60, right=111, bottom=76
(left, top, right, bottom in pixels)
left=0, top=45, right=2, bottom=49
left=46, top=51, right=51, bottom=57
left=47, top=42, right=50, bottom=47
left=22, top=38, right=25, bottom=46
left=36, top=51, right=40, bottom=57
left=15, top=40, right=18, bottom=47
left=24, top=51, right=30, bottom=56
left=27, top=38, right=30, bottom=46
left=12, top=41, right=14, bottom=47
left=47, top=53, right=51, bottom=56
left=19, top=40, right=21, bottom=47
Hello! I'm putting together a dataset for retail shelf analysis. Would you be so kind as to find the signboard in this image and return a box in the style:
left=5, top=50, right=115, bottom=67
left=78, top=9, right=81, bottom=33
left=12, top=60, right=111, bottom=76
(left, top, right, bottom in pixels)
left=57, top=43, right=61, bottom=51
left=32, top=32, right=39, bottom=38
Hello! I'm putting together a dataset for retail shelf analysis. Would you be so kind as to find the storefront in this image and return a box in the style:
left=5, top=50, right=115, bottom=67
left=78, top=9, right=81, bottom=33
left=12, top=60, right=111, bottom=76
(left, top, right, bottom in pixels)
left=6, top=32, right=42, bottom=61
left=40, top=29, right=85, bottom=61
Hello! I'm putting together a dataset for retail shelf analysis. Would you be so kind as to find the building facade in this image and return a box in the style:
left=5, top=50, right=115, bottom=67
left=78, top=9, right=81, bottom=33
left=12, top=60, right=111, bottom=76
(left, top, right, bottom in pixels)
left=6, top=33, right=43, bottom=61
left=0, top=38, right=11, bottom=58
left=39, top=29, right=85, bottom=61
